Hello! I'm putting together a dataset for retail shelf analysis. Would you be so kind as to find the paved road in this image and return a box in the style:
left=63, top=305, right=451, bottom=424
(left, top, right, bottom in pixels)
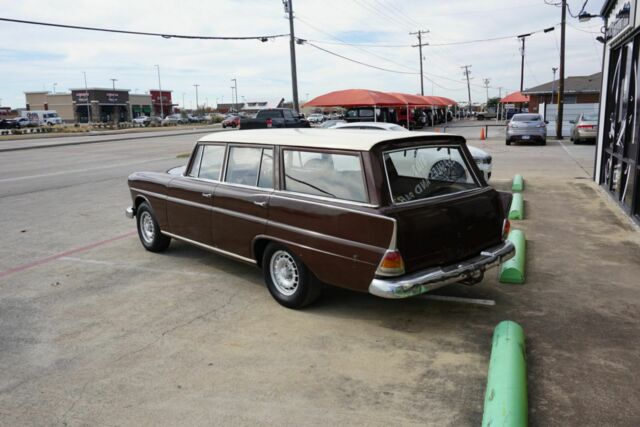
left=1, top=129, right=639, bottom=426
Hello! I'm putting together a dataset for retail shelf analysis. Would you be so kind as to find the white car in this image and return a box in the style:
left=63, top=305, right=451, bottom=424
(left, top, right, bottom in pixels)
left=132, top=115, right=150, bottom=126
left=308, top=113, right=325, bottom=124
left=332, top=121, right=492, bottom=181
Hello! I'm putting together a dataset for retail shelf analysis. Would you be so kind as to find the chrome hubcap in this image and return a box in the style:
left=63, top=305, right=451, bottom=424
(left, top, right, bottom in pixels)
left=270, top=250, right=299, bottom=296
left=139, top=211, right=155, bottom=244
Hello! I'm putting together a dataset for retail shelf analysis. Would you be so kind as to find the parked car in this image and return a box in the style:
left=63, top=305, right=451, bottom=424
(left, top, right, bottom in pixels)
left=476, top=110, right=497, bottom=121
left=15, top=117, right=32, bottom=127
left=506, top=113, right=548, bottom=145
left=239, top=108, right=310, bottom=129
left=307, top=113, right=325, bottom=124
left=162, top=114, right=187, bottom=126
left=125, top=129, right=514, bottom=308
left=21, top=110, right=62, bottom=125
left=222, top=115, right=240, bottom=128
left=320, top=119, right=347, bottom=128
left=570, top=113, right=598, bottom=144
left=132, top=115, right=151, bottom=126
left=149, top=116, right=163, bottom=125
left=0, top=118, right=20, bottom=129
left=331, top=121, right=493, bottom=181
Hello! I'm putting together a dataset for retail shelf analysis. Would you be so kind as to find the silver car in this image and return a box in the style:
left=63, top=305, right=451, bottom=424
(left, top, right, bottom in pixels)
left=570, top=113, right=598, bottom=144
left=506, top=113, right=547, bottom=146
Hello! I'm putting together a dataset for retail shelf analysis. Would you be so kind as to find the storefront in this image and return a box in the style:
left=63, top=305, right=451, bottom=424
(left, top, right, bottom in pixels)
left=150, top=90, right=175, bottom=116
left=71, top=89, right=130, bottom=123
left=596, top=0, right=640, bottom=224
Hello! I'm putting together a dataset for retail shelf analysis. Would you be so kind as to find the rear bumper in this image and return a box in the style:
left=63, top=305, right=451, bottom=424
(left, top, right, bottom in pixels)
left=368, top=240, right=515, bottom=299
left=125, top=206, right=135, bottom=219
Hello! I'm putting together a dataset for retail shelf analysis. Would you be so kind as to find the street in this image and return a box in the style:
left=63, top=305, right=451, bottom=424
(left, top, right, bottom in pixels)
left=1, top=127, right=639, bottom=426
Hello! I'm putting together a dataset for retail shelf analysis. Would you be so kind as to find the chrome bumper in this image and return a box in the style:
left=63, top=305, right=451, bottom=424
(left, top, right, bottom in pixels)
left=125, top=206, right=135, bottom=219
left=369, top=241, right=515, bottom=299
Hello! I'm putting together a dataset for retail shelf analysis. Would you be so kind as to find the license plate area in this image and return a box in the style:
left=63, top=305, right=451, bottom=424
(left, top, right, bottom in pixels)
left=521, top=135, right=530, bottom=140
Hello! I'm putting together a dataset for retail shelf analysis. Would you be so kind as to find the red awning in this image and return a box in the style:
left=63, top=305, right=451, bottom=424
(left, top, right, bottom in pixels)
left=420, top=96, right=447, bottom=107
left=304, top=89, right=404, bottom=107
left=434, top=96, right=457, bottom=106
left=500, top=92, right=530, bottom=104
left=387, top=92, right=431, bottom=106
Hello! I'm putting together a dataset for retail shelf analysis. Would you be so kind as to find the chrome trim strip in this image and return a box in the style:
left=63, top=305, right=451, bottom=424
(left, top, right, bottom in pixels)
left=270, top=192, right=388, bottom=220
left=368, top=240, right=515, bottom=299
left=161, top=231, right=256, bottom=264
left=166, top=195, right=212, bottom=211
left=130, top=187, right=167, bottom=200
left=125, top=207, right=135, bottom=219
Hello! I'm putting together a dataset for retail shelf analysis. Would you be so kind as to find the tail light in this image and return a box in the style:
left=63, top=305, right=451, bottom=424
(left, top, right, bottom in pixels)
left=502, top=219, right=511, bottom=240
left=376, top=249, right=405, bottom=277
left=266, top=118, right=273, bottom=128
left=577, top=124, right=594, bottom=129
left=538, top=122, right=546, bottom=128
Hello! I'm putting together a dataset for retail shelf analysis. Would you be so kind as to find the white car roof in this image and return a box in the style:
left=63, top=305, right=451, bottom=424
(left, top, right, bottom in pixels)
left=198, top=128, right=450, bottom=151
left=334, top=122, right=406, bottom=130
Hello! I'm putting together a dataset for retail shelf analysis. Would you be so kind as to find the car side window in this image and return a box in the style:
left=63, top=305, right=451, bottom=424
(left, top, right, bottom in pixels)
left=225, top=146, right=262, bottom=186
left=258, top=148, right=274, bottom=188
left=283, top=150, right=368, bottom=203
left=187, top=145, right=204, bottom=177
left=199, top=144, right=226, bottom=180
left=283, top=110, right=294, bottom=120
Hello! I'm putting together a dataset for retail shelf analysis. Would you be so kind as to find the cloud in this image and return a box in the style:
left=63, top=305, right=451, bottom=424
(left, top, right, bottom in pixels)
left=0, top=0, right=605, bottom=108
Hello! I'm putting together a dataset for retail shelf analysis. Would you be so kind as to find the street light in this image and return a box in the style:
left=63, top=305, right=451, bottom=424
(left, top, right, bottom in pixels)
left=53, top=82, right=57, bottom=94
left=110, top=78, right=117, bottom=90
left=231, top=78, right=238, bottom=112
left=578, top=12, right=601, bottom=22
left=182, top=92, right=186, bottom=112
left=154, top=65, right=163, bottom=118
left=83, top=71, right=92, bottom=123
left=193, top=84, right=200, bottom=114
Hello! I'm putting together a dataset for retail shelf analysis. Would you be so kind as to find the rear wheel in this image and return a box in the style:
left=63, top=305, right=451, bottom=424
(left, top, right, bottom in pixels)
left=540, top=139, right=547, bottom=146
left=136, top=202, right=171, bottom=252
left=263, top=244, right=322, bottom=309
left=506, top=139, right=511, bottom=146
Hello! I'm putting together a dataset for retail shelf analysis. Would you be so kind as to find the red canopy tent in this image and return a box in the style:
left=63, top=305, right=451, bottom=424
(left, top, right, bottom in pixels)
left=304, top=89, right=404, bottom=108
left=433, top=96, right=457, bottom=106
left=387, top=92, right=434, bottom=127
left=500, top=92, right=529, bottom=104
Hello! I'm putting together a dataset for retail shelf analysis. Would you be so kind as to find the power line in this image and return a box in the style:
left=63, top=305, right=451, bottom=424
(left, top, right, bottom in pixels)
left=0, top=17, right=288, bottom=41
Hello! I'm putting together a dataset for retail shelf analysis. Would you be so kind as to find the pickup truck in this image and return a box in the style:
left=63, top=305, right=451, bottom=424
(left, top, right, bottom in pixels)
left=239, top=108, right=310, bottom=129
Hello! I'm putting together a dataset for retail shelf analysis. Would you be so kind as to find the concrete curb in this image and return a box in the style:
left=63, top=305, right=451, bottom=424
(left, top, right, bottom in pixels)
left=0, top=128, right=227, bottom=153
left=512, top=174, right=524, bottom=192
left=482, top=320, right=528, bottom=427
left=500, top=229, right=526, bottom=284
left=508, top=193, right=524, bottom=220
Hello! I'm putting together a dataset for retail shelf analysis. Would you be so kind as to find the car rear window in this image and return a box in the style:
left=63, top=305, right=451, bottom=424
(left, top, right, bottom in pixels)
left=257, top=110, right=283, bottom=119
left=512, top=114, right=541, bottom=121
left=582, top=114, right=598, bottom=121
left=383, top=146, right=480, bottom=204
left=283, top=150, right=368, bottom=203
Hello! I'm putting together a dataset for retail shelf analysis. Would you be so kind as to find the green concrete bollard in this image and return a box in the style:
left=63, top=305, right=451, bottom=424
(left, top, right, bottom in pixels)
left=512, top=175, right=524, bottom=192
left=482, top=320, right=527, bottom=427
left=508, top=193, right=524, bottom=220
left=500, top=229, right=526, bottom=284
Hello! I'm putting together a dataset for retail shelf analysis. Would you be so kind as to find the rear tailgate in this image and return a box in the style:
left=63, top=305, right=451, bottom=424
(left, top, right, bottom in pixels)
left=386, top=188, right=504, bottom=273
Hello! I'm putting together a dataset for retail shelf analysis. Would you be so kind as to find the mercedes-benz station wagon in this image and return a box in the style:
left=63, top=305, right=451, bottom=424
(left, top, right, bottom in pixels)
left=126, top=129, right=514, bottom=308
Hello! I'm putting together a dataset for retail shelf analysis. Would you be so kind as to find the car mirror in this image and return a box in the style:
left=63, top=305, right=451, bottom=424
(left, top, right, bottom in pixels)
left=569, top=120, right=575, bottom=124
left=545, top=120, right=549, bottom=124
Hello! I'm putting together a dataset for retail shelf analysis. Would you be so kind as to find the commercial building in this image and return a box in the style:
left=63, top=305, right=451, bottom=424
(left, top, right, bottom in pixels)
left=150, top=90, right=174, bottom=116
left=523, top=73, right=602, bottom=113
left=596, top=0, right=640, bottom=224
left=25, top=89, right=157, bottom=123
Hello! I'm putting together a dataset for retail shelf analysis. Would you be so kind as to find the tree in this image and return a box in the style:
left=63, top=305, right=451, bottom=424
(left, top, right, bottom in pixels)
left=486, top=97, right=501, bottom=110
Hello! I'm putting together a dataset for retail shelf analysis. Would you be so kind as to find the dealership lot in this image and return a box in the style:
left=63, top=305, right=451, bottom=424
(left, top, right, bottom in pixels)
left=1, top=128, right=639, bottom=425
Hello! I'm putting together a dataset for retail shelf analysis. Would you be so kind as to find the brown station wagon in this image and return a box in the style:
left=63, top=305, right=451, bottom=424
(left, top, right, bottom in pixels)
left=126, top=129, right=514, bottom=308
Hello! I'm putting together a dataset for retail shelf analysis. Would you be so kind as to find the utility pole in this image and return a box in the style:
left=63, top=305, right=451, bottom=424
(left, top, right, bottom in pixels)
left=83, top=71, right=92, bottom=123
left=461, top=65, right=472, bottom=115
left=551, top=67, right=558, bottom=105
left=53, top=83, right=57, bottom=94
left=231, top=78, right=238, bottom=112
left=182, top=92, right=185, bottom=112
left=193, top=84, right=200, bottom=114
left=410, top=30, right=429, bottom=95
left=154, top=65, right=163, bottom=118
left=518, top=33, right=531, bottom=92
left=283, top=0, right=299, bottom=112
left=110, top=78, right=117, bottom=90
left=556, top=0, right=566, bottom=139
left=483, top=78, right=491, bottom=105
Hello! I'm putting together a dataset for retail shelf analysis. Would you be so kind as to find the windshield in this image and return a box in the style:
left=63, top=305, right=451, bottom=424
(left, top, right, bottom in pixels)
left=582, top=114, right=598, bottom=121
left=384, top=146, right=480, bottom=204
left=512, top=114, right=541, bottom=122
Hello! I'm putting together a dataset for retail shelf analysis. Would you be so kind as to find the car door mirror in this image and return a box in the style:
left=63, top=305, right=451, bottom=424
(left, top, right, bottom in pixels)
left=545, top=120, right=549, bottom=124
left=569, top=120, right=575, bottom=124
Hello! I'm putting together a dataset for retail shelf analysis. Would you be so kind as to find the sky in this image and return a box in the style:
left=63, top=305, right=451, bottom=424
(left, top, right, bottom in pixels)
left=0, top=0, right=606, bottom=109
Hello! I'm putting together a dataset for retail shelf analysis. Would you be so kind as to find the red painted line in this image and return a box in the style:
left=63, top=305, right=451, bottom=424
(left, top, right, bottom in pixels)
left=0, top=230, right=137, bottom=280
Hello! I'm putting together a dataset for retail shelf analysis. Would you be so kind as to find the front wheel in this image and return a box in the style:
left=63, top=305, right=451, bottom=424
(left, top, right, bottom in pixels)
left=136, top=202, right=171, bottom=252
left=506, top=139, right=511, bottom=146
left=263, top=244, right=322, bottom=309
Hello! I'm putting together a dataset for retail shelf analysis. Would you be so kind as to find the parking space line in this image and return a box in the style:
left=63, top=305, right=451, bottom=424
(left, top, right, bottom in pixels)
left=59, top=256, right=223, bottom=278
left=0, top=231, right=136, bottom=280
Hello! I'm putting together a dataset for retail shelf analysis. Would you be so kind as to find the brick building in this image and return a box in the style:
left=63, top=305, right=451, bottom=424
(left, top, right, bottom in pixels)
left=523, top=72, right=602, bottom=113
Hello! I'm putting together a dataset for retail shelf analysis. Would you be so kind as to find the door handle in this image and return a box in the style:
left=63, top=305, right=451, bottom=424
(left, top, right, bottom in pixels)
left=253, top=200, right=267, bottom=207
left=202, top=192, right=213, bottom=198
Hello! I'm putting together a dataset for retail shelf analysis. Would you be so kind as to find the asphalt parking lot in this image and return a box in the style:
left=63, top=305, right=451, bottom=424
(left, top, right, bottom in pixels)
left=1, top=125, right=639, bottom=426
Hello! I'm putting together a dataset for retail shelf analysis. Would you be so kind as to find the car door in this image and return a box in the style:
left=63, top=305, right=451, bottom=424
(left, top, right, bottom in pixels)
left=166, top=143, right=226, bottom=246
left=212, top=145, right=274, bottom=259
